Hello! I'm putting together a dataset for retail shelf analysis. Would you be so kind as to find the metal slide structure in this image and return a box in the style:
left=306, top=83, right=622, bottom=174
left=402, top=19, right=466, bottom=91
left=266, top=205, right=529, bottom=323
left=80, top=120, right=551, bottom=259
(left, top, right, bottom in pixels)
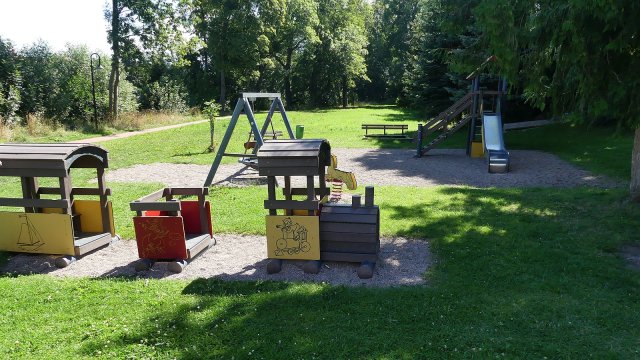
left=482, top=112, right=510, bottom=173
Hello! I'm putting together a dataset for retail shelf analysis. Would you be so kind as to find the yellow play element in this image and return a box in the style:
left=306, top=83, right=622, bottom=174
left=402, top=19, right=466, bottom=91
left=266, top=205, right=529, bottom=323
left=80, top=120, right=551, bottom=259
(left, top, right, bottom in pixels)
left=0, top=212, right=75, bottom=255
left=470, top=141, right=485, bottom=158
left=73, top=200, right=115, bottom=236
left=266, top=215, right=320, bottom=260
left=327, top=154, right=357, bottom=190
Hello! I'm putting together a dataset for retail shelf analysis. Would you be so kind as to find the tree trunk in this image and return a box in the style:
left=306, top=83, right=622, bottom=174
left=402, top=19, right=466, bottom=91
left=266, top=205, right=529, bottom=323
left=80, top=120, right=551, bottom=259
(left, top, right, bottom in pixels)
left=219, top=69, right=226, bottom=112
left=341, top=75, right=348, bottom=108
left=108, top=0, right=120, bottom=121
left=631, top=128, right=640, bottom=202
left=284, top=48, right=293, bottom=108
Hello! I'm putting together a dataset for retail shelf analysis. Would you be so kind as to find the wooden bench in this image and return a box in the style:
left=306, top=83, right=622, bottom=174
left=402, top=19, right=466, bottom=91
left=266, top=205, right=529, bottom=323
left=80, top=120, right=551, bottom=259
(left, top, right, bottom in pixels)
left=362, top=124, right=410, bottom=139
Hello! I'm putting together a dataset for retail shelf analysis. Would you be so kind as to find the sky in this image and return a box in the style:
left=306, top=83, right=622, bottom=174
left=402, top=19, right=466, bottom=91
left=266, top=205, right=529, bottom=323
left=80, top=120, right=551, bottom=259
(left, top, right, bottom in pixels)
left=0, top=0, right=111, bottom=53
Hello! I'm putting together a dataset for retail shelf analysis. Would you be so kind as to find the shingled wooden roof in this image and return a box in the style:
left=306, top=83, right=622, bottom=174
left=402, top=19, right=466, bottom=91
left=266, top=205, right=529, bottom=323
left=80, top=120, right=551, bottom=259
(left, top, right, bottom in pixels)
left=0, top=143, right=109, bottom=177
left=257, top=139, right=331, bottom=176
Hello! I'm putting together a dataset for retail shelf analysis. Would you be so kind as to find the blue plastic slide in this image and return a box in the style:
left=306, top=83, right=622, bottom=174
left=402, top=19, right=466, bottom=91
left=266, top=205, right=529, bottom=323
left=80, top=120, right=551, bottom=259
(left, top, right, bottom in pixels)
left=482, top=113, right=510, bottom=173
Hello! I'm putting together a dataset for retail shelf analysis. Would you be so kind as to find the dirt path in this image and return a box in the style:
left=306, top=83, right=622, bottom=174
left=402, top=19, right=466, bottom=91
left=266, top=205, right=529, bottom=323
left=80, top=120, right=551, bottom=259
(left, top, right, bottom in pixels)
left=69, top=119, right=208, bottom=144
left=1, top=235, right=430, bottom=287
left=105, top=148, right=621, bottom=188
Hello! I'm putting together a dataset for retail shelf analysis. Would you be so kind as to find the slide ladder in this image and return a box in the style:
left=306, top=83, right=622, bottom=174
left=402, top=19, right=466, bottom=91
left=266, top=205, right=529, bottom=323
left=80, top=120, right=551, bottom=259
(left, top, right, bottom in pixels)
left=417, top=92, right=474, bottom=155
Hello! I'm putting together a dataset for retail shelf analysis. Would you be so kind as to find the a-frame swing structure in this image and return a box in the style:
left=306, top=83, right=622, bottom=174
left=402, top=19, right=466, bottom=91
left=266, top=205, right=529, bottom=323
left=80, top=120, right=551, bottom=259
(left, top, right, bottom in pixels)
left=203, top=92, right=295, bottom=187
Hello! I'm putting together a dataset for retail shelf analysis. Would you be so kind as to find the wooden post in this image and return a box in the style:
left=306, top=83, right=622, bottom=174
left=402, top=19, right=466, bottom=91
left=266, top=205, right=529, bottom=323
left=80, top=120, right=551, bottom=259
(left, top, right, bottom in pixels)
left=198, top=193, right=208, bottom=235
left=352, top=194, right=361, bottom=208
left=96, top=167, right=110, bottom=233
left=267, top=176, right=277, bottom=215
left=59, top=175, right=73, bottom=215
left=319, top=166, right=327, bottom=199
left=306, top=175, right=315, bottom=215
left=21, top=177, right=36, bottom=213
left=284, top=176, right=292, bottom=216
left=365, top=187, right=374, bottom=207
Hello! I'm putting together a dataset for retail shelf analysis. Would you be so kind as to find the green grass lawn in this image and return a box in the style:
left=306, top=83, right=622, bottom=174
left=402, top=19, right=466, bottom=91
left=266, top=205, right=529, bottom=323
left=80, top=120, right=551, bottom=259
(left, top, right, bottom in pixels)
left=506, top=123, right=634, bottom=180
left=1, top=187, right=639, bottom=358
left=0, top=106, right=639, bottom=358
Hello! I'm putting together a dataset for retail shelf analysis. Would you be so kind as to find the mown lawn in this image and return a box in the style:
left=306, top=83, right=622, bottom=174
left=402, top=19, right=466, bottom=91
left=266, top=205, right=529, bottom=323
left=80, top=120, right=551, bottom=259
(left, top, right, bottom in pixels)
left=0, top=106, right=639, bottom=358
left=1, top=187, right=639, bottom=358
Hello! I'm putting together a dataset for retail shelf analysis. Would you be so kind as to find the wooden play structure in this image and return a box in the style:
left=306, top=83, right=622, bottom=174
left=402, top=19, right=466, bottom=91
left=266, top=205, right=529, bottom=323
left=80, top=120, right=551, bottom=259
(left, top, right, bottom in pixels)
left=130, top=187, right=214, bottom=273
left=416, top=56, right=510, bottom=173
left=0, top=143, right=117, bottom=268
left=257, top=139, right=381, bottom=278
left=203, top=92, right=295, bottom=187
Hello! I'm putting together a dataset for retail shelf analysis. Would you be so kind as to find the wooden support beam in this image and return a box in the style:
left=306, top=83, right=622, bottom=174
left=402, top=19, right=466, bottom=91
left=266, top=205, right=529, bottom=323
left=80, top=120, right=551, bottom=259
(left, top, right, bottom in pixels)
left=97, top=167, right=110, bottom=233
left=59, top=175, right=73, bottom=215
left=130, top=200, right=181, bottom=212
left=267, top=176, right=277, bottom=215
left=0, top=197, right=69, bottom=208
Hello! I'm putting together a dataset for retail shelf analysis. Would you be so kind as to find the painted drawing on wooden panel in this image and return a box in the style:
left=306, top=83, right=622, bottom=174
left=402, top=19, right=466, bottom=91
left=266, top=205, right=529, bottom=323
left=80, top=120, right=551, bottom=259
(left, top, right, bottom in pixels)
left=266, top=216, right=320, bottom=260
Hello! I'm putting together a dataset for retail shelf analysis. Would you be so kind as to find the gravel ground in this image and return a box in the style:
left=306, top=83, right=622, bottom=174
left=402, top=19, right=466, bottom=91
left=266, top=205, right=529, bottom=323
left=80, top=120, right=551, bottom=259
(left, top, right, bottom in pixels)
left=105, top=148, right=621, bottom=188
left=1, top=235, right=430, bottom=287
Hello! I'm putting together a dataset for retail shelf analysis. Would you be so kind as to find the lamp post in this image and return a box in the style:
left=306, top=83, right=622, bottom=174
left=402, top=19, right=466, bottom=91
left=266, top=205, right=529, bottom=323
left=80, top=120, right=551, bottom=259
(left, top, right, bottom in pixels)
left=90, top=53, right=101, bottom=128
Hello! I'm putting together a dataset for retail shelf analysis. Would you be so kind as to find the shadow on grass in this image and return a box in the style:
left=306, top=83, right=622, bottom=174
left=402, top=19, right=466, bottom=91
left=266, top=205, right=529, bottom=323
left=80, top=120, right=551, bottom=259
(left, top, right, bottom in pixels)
left=76, top=187, right=640, bottom=358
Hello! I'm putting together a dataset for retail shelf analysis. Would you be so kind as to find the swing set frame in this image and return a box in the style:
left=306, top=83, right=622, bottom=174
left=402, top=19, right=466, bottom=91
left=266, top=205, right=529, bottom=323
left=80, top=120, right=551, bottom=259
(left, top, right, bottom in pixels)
left=203, top=93, right=295, bottom=187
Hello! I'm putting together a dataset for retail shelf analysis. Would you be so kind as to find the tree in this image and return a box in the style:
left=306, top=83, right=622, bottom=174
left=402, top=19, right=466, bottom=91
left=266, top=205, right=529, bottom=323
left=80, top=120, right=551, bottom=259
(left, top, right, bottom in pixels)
left=106, top=0, right=180, bottom=119
left=474, top=0, right=640, bottom=201
left=260, top=0, right=319, bottom=107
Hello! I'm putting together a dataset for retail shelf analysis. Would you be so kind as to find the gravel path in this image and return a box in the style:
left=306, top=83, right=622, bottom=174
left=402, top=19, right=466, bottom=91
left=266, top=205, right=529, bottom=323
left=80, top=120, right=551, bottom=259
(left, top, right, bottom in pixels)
left=1, top=235, right=430, bottom=287
left=106, top=148, right=620, bottom=188
left=69, top=119, right=208, bottom=143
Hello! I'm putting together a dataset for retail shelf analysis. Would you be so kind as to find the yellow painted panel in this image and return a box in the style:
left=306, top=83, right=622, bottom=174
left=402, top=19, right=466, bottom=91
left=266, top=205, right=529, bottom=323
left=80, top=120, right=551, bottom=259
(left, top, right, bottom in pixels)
left=471, top=142, right=485, bottom=158
left=266, top=215, right=320, bottom=260
left=73, top=200, right=115, bottom=236
left=0, top=212, right=74, bottom=255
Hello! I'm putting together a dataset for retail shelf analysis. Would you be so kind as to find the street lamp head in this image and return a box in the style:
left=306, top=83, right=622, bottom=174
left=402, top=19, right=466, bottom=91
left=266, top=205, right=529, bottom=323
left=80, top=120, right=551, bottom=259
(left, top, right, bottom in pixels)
left=90, top=53, right=102, bottom=70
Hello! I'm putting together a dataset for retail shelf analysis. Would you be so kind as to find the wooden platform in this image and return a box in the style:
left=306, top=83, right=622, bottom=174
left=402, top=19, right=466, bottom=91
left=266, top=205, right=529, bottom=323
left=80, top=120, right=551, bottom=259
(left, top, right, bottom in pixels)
left=74, top=232, right=113, bottom=256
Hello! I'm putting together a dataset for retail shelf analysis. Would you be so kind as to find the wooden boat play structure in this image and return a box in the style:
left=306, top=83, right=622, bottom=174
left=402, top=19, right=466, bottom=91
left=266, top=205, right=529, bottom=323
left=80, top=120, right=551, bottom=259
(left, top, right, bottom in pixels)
left=0, top=143, right=117, bottom=267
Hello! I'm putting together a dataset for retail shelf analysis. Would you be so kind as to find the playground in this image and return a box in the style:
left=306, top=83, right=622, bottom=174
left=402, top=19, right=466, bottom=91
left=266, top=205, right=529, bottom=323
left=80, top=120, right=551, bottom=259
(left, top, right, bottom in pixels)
left=0, top=104, right=638, bottom=358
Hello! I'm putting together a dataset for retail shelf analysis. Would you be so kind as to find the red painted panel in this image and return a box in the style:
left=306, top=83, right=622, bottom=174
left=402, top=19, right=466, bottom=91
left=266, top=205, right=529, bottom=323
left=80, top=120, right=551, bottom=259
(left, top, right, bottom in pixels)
left=181, top=201, right=213, bottom=236
left=133, top=216, right=188, bottom=260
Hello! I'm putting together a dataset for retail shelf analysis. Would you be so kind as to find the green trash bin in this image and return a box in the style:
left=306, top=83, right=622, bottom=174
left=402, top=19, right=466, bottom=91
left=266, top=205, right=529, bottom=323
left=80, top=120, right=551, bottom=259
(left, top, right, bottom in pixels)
left=295, top=125, right=305, bottom=139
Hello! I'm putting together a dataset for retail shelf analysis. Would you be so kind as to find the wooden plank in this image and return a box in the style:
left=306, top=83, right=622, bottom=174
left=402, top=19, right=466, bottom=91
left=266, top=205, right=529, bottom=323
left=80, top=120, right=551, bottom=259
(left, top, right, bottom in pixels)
left=361, top=125, right=408, bottom=129
left=185, top=233, right=211, bottom=259
left=0, top=197, right=69, bottom=208
left=257, top=150, right=320, bottom=158
left=38, top=187, right=113, bottom=196
left=321, top=204, right=379, bottom=215
left=321, top=251, right=377, bottom=263
left=320, top=240, right=378, bottom=254
left=136, top=188, right=167, bottom=203
left=242, top=92, right=281, bottom=99
left=320, top=231, right=378, bottom=243
left=0, top=168, right=67, bottom=177
left=320, top=222, right=377, bottom=234
left=222, top=153, right=257, bottom=157
left=73, top=232, right=112, bottom=256
left=259, top=166, right=319, bottom=177
left=286, top=188, right=330, bottom=196
left=259, top=158, right=319, bottom=168
left=503, top=119, right=552, bottom=130
left=319, top=213, right=378, bottom=224
left=259, top=142, right=323, bottom=151
left=264, top=199, right=320, bottom=211
left=0, top=159, right=66, bottom=170
left=130, top=201, right=181, bottom=212
left=168, top=187, right=209, bottom=196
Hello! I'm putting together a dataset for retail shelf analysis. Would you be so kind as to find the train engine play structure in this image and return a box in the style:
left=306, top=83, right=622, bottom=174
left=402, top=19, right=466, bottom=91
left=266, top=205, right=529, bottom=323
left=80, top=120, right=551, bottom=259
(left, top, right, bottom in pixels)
left=0, top=143, right=117, bottom=268
left=257, top=139, right=381, bottom=279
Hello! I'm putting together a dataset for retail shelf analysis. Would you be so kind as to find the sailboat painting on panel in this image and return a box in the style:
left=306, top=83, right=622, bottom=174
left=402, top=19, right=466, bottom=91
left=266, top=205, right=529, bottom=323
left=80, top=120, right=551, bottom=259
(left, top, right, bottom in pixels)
left=0, top=212, right=74, bottom=255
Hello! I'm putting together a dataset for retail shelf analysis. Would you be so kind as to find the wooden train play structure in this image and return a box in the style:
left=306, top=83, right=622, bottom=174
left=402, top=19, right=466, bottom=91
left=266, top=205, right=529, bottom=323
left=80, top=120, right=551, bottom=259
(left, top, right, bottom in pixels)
left=130, top=187, right=214, bottom=273
left=416, top=56, right=510, bottom=173
left=0, top=143, right=117, bottom=267
left=257, top=139, right=381, bottom=279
